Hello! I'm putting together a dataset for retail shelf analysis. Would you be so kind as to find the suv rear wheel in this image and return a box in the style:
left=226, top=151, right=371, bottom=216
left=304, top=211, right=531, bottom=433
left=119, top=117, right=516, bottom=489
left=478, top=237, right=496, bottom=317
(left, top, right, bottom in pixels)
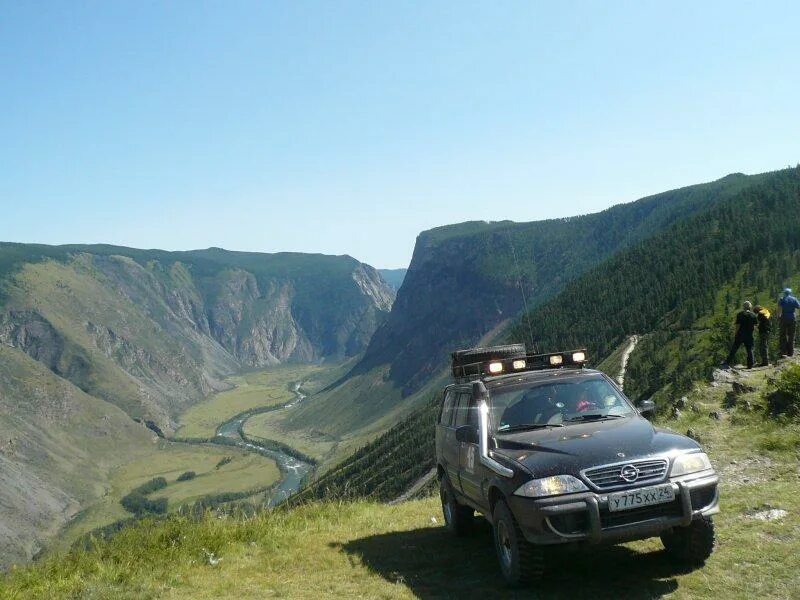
left=660, top=516, right=715, bottom=565
left=439, top=476, right=473, bottom=536
left=492, top=499, right=544, bottom=585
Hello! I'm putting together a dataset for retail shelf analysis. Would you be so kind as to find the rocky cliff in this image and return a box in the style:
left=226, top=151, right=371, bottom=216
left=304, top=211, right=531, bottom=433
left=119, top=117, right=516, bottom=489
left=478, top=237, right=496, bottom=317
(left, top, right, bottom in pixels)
left=355, top=172, right=767, bottom=396
left=0, top=245, right=394, bottom=431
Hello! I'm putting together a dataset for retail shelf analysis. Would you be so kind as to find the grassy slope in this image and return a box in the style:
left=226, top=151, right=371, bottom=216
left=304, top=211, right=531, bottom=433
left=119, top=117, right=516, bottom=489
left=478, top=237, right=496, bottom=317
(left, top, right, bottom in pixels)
left=293, top=395, right=440, bottom=503
left=56, top=443, right=281, bottom=550
left=4, top=257, right=224, bottom=422
left=0, top=346, right=154, bottom=569
left=3, top=359, right=799, bottom=598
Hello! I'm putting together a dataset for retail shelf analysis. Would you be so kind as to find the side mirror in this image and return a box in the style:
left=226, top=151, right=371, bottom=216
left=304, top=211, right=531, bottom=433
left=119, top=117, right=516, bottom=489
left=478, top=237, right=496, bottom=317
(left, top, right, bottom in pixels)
left=456, top=424, right=479, bottom=444
left=637, top=399, right=656, bottom=417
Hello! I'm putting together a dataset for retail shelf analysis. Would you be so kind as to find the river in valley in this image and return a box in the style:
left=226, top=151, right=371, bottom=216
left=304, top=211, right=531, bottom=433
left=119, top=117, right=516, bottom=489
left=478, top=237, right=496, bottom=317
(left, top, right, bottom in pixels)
left=213, top=383, right=312, bottom=506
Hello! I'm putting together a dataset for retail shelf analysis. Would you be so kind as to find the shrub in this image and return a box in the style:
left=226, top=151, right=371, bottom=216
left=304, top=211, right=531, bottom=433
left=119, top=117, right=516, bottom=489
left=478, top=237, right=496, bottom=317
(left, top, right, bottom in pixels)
left=216, top=456, right=233, bottom=469
left=132, top=477, right=168, bottom=495
left=177, top=471, right=197, bottom=482
left=766, top=364, right=800, bottom=416
left=120, top=492, right=168, bottom=516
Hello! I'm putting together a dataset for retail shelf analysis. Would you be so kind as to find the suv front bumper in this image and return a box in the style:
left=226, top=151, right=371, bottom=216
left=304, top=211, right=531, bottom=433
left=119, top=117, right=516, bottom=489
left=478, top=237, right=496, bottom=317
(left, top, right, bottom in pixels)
left=508, top=472, right=719, bottom=545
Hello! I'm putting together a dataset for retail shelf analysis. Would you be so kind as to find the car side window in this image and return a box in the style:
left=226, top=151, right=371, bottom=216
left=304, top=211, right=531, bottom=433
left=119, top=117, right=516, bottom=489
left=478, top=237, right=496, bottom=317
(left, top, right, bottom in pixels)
left=454, top=392, right=473, bottom=427
left=439, top=390, right=457, bottom=426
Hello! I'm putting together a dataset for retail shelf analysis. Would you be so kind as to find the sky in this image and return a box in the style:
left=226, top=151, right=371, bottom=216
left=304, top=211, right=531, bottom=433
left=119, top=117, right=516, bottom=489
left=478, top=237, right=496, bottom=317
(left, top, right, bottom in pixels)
left=1, top=2, right=799, bottom=268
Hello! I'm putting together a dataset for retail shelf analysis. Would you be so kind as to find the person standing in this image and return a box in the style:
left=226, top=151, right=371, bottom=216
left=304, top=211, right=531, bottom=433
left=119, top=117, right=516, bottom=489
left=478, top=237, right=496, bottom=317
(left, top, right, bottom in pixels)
left=778, top=288, right=800, bottom=356
left=725, top=301, right=758, bottom=368
left=753, top=305, right=771, bottom=366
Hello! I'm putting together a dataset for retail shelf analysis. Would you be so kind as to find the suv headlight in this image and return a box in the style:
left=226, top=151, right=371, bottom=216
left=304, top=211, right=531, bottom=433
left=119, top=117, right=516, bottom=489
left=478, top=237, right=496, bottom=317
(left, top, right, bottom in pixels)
left=514, top=474, right=588, bottom=498
left=670, top=452, right=713, bottom=477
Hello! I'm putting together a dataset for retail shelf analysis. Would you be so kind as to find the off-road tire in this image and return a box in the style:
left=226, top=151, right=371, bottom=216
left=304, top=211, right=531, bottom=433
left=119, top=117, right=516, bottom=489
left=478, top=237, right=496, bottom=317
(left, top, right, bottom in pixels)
left=451, top=344, right=527, bottom=367
left=439, top=476, right=473, bottom=536
left=660, top=516, right=716, bottom=565
left=492, top=499, right=544, bottom=586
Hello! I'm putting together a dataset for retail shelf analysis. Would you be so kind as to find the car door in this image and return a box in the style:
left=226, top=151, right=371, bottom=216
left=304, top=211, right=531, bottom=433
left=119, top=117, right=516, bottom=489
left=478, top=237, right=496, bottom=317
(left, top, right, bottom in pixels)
left=456, top=392, right=485, bottom=507
left=438, top=388, right=462, bottom=491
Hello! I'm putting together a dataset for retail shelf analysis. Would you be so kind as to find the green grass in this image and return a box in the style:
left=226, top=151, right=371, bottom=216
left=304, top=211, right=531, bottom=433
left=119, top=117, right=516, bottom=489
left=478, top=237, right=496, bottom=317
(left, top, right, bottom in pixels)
left=4, top=486, right=799, bottom=599
left=174, top=364, right=329, bottom=438
left=56, top=443, right=280, bottom=550
left=6, top=360, right=799, bottom=598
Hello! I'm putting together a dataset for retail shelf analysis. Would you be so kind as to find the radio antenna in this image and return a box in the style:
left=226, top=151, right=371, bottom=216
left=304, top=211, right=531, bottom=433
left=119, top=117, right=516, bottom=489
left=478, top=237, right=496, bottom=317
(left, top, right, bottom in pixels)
left=504, top=229, right=537, bottom=353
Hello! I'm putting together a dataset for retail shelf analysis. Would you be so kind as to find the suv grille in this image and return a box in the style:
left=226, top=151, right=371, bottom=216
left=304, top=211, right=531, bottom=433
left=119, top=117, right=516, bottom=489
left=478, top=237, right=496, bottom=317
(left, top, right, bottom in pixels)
left=583, top=459, right=668, bottom=490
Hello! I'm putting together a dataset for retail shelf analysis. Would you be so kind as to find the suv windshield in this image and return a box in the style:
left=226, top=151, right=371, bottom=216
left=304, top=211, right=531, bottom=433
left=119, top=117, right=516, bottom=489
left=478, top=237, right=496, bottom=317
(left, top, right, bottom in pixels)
left=490, top=375, right=635, bottom=432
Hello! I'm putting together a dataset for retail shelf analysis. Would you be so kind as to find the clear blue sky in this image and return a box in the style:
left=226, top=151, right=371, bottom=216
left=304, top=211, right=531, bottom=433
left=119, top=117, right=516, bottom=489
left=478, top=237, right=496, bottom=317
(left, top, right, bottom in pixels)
left=1, top=1, right=798, bottom=268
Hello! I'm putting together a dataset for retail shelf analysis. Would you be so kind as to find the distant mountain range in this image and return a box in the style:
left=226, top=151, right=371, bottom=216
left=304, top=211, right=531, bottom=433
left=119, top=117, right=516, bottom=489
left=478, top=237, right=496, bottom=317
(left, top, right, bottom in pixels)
left=377, top=268, right=407, bottom=292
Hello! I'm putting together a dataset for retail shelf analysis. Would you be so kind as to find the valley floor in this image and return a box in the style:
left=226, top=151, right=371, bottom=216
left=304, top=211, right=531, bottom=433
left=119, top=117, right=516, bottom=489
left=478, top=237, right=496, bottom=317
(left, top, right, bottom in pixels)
left=4, top=358, right=799, bottom=598
left=52, top=363, right=340, bottom=553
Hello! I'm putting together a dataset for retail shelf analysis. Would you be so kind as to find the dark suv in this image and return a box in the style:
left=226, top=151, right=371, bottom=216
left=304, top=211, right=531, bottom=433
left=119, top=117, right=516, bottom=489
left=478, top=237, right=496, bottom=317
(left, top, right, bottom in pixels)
left=435, top=345, right=719, bottom=585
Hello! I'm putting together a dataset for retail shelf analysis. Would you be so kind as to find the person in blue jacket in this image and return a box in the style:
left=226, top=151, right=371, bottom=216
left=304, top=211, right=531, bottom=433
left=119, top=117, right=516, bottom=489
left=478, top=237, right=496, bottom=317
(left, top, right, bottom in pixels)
left=778, top=288, right=800, bottom=357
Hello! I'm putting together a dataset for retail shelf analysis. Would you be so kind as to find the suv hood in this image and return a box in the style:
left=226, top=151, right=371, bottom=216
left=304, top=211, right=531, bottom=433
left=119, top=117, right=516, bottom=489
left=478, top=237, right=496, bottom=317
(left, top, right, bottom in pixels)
left=493, top=417, right=699, bottom=479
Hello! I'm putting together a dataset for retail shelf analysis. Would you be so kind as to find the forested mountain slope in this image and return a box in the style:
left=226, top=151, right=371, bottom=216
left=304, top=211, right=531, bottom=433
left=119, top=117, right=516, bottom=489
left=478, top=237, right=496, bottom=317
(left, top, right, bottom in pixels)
left=355, top=171, right=767, bottom=396
left=505, top=166, right=800, bottom=404
left=0, top=244, right=393, bottom=429
left=280, top=171, right=772, bottom=448
left=299, top=166, right=799, bottom=501
left=0, top=345, right=155, bottom=568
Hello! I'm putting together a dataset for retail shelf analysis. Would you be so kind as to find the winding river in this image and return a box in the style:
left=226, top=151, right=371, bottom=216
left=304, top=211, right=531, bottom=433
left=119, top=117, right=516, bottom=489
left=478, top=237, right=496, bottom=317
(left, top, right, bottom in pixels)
left=213, top=382, right=313, bottom=506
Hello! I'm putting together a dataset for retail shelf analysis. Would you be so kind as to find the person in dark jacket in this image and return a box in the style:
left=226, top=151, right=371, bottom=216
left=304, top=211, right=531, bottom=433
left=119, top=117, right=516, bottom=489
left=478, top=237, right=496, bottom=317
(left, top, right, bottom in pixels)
left=725, top=301, right=758, bottom=368
left=778, top=288, right=800, bottom=357
left=753, top=305, right=771, bottom=367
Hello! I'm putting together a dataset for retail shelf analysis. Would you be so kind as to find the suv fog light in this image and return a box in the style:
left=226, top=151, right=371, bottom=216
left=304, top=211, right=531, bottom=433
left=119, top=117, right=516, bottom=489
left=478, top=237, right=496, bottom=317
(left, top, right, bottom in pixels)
left=572, top=351, right=586, bottom=362
left=512, top=359, right=526, bottom=370
left=670, top=452, right=712, bottom=477
left=549, top=355, right=564, bottom=366
left=514, top=474, right=588, bottom=498
left=488, top=362, right=503, bottom=373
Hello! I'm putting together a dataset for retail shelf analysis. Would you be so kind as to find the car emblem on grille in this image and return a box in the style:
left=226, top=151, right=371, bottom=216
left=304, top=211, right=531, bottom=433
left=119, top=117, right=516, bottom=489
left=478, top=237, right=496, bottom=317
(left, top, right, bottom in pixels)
left=620, top=464, right=639, bottom=482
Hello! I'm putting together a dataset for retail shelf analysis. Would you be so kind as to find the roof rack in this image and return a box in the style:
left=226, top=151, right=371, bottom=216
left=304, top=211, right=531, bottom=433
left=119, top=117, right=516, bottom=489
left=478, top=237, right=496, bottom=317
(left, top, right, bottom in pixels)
left=451, top=348, right=588, bottom=383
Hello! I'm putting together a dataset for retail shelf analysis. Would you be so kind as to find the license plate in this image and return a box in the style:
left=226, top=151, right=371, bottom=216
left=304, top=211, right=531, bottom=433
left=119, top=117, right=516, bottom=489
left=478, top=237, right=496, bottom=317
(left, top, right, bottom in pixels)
left=607, top=483, right=675, bottom=512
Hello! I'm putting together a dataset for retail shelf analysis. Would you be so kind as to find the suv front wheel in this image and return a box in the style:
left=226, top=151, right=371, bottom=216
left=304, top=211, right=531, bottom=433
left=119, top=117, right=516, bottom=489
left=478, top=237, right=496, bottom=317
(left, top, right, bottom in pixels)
left=439, top=476, right=473, bottom=536
left=492, top=499, right=544, bottom=585
left=660, top=516, right=716, bottom=565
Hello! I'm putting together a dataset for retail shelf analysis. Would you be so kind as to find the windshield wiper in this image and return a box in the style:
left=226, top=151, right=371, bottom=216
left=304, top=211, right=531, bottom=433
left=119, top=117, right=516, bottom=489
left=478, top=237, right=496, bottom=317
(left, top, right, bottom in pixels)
left=565, top=413, right=626, bottom=422
left=496, top=422, right=564, bottom=433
